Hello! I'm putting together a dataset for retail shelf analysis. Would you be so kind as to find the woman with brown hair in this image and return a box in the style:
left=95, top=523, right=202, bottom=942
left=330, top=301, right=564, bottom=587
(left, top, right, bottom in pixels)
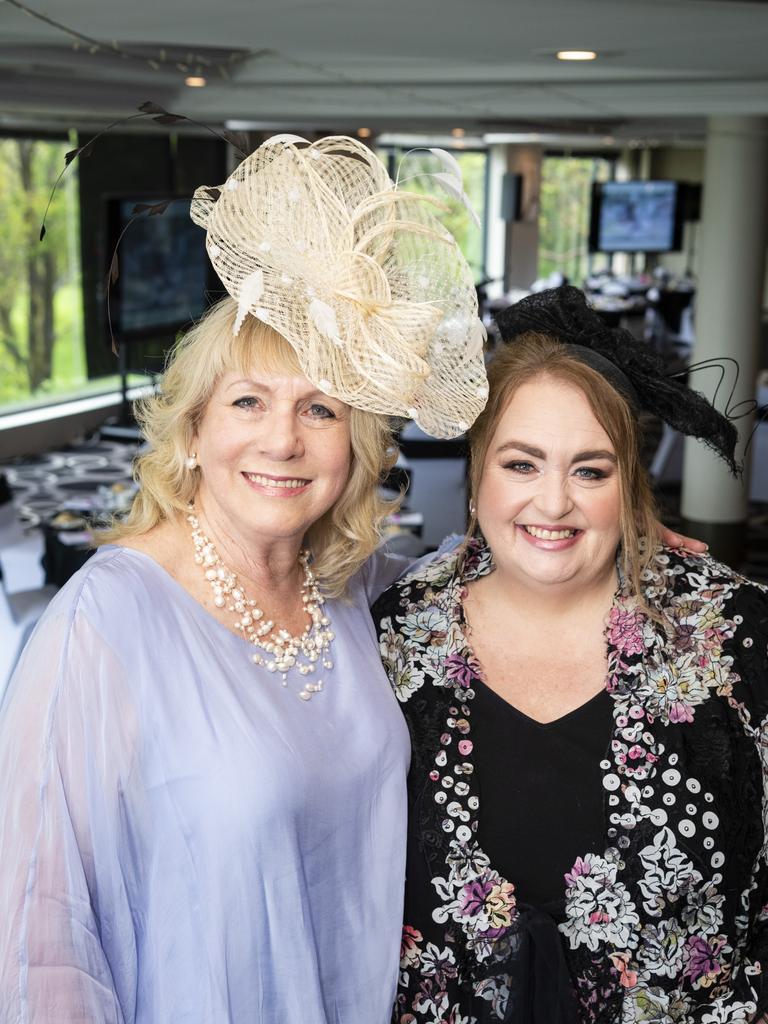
left=374, top=286, right=768, bottom=1023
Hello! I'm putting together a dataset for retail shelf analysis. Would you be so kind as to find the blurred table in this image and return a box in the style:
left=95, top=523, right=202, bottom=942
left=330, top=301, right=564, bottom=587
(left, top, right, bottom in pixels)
left=587, top=293, right=647, bottom=327
left=0, top=438, right=140, bottom=590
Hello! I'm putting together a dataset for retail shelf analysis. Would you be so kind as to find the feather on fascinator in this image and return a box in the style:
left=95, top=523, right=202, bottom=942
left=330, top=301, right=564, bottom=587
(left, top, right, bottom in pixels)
left=190, top=135, right=488, bottom=438
left=495, top=285, right=740, bottom=474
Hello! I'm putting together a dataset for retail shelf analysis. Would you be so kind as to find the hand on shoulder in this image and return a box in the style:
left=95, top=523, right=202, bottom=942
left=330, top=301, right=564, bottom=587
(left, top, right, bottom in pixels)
left=657, top=523, right=708, bottom=554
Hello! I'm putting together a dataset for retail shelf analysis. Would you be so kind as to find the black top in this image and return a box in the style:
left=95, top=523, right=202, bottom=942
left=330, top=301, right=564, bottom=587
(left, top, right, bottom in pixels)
left=375, top=539, right=768, bottom=1023
left=471, top=678, right=614, bottom=912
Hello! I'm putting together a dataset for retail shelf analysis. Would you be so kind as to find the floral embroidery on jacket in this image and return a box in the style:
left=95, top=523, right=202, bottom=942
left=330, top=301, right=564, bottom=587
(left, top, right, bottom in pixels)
left=561, top=852, right=640, bottom=953
left=373, top=542, right=768, bottom=1023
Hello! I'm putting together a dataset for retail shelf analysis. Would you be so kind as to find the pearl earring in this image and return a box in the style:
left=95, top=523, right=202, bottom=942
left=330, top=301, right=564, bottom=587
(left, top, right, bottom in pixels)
left=185, top=453, right=198, bottom=470
left=468, top=500, right=477, bottom=517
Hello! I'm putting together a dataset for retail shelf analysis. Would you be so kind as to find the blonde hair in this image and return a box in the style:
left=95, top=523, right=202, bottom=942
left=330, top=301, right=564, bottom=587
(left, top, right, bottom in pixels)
left=467, top=332, right=659, bottom=607
left=100, top=297, right=399, bottom=597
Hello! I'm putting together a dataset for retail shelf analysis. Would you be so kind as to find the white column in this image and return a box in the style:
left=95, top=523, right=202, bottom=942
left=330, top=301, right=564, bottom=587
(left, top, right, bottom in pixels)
left=484, top=145, right=508, bottom=300
left=503, top=144, right=543, bottom=290
left=680, top=117, right=768, bottom=554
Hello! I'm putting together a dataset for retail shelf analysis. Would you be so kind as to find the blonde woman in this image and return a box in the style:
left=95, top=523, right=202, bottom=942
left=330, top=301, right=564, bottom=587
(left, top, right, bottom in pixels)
left=0, top=136, right=490, bottom=1024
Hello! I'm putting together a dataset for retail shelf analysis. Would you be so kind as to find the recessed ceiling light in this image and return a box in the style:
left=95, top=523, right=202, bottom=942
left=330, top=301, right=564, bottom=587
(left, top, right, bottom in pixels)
left=556, top=50, right=597, bottom=61
left=357, top=127, right=372, bottom=139
left=185, top=75, right=207, bottom=87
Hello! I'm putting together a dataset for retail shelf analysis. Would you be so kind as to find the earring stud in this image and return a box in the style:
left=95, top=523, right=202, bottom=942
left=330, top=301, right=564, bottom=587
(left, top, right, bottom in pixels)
left=185, top=453, right=198, bottom=470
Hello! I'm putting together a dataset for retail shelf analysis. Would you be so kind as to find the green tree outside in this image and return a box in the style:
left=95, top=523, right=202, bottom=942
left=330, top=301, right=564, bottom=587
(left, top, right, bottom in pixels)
left=377, top=147, right=487, bottom=282
left=0, top=136, right=87, bottom=411
left=538, top=155, right=613, bottom=284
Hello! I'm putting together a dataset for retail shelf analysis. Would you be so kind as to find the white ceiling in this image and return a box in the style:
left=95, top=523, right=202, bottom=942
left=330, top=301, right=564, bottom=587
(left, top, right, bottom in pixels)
left=1, top=0, right=767, bottom=143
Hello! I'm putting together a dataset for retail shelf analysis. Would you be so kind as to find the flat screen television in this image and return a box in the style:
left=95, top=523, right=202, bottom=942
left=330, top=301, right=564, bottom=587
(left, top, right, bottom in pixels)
left=588, top=180, right=684, bottom=254
left=105, top=195, right=221, bottom=344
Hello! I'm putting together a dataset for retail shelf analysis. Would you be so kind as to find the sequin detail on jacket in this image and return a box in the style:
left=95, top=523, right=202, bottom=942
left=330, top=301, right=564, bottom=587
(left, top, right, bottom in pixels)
left=372, top=542, right=768, bottom=1023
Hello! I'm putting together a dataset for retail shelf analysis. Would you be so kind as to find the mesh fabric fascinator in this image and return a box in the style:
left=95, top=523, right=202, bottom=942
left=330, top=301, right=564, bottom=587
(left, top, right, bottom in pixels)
left=495, top=285, right=740, bottom=473
left=190, top=135, right=488, bottom=438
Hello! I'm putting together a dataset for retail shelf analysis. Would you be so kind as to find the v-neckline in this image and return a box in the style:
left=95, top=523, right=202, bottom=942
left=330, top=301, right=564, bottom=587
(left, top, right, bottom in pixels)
left=471, top=672, right=612, bottom=729
left=452, top=549, right=621, bottom=728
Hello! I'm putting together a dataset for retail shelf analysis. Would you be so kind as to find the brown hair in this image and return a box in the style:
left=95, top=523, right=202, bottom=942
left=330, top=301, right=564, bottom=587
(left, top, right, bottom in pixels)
left=98, top=297, right=399, bottom=598
left=467, top=332, right=659, bottom=606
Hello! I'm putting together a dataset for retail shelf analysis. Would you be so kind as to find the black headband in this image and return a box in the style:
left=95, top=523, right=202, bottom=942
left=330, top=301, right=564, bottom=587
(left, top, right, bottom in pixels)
left=494, top=285, right=739, bottom=475
left=564, top=343, right=640, bottom=412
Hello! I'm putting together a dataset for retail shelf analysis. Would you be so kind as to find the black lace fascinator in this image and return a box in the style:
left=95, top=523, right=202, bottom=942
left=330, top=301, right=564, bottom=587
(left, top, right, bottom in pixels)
left=495, top=285, right=740, bottom=475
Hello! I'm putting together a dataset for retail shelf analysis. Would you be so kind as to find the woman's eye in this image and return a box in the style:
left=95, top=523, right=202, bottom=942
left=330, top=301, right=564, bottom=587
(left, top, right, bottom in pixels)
left=233, top=396, right=261, bottom=410
left=307, top=403, right=336, bottom=420
left=503, top=460, right=535, bottom=474
left=574, top=466, right=606, bottom=480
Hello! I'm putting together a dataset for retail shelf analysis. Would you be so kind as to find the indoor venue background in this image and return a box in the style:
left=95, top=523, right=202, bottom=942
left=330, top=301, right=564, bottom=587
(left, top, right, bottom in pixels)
left=1, top=0, right=767, bottom=689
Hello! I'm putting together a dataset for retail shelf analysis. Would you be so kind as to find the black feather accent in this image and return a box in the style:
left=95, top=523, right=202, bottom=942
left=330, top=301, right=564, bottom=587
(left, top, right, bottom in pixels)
left=495, top=285, right=740, bottom=475
left=220, top=130, right=250, bottom=160
left=131, top=201, right=171, bottom=217
left=152, top=113, right=186, bottom=126
left=138, top=101, right=167, bottom=115
left=38, top=102, right=252, bottom=244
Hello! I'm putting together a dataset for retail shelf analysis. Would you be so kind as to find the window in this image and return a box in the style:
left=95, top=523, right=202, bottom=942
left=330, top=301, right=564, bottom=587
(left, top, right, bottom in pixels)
left=0, top=135, right=91, bottom=414
left=377, top=145, right=488, bottom=282
left=538, top=154, right=614, bottom=284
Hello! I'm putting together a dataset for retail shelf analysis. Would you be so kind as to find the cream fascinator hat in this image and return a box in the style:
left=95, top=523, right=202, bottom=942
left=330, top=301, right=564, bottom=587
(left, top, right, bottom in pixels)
left=190, top=135, right=488, bottom=438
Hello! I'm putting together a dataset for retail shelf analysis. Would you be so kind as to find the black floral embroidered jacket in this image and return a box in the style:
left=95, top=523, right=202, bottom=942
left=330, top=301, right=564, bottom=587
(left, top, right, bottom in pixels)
left=372, top=542, right=768, bottom=1024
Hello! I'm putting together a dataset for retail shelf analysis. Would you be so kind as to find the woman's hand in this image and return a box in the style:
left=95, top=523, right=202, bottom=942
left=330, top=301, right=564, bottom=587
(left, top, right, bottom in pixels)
left=658, top=524, right=708, bottom=554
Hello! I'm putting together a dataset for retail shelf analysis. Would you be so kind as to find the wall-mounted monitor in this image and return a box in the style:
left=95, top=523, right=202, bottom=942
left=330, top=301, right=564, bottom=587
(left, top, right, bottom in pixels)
left=105, top=195, right=221, bottom=345
left=588, top=180, right=684, bottom=254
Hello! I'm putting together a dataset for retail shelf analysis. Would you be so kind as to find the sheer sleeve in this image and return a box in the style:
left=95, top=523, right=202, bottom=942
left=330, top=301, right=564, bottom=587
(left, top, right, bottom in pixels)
left=0, top=588, right=138, bottom=1024
left=361, top=544, right=454, bottom=606
left=359, top=550, right=412, bottom=605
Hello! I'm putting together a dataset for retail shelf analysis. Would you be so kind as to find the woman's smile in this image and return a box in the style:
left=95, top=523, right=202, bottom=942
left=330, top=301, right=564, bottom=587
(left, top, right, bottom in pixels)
left=517, top=523, right=583, bottom=550
left=242, top=472, right=312, bottom=496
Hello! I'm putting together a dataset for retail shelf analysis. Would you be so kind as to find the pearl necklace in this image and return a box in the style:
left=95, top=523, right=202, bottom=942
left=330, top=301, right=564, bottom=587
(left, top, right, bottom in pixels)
left=187, top=508, right=334, bottom=701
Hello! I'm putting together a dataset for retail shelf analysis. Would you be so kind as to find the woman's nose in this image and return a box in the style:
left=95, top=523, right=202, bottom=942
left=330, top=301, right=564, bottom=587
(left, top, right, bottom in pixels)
left=532, top=472, right=574, bottom=520
left=259, top=411, right=304, bottom=460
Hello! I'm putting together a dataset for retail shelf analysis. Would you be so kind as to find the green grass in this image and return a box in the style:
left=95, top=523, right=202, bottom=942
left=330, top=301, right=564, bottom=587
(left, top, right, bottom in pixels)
left=50, top=279, right=87, bottom=388
left=2, top=272, right=167, bottom=415
left=1, top=277, right=94, bottom=412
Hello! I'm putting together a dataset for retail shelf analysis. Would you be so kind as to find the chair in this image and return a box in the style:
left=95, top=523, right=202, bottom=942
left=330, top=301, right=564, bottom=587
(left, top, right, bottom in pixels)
left=645, top=289, right=695, bottom=358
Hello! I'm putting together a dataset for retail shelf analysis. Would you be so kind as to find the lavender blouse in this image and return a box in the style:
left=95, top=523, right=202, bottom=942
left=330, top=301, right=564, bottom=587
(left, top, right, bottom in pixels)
left=0, top=545, right=411, bottom=1023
